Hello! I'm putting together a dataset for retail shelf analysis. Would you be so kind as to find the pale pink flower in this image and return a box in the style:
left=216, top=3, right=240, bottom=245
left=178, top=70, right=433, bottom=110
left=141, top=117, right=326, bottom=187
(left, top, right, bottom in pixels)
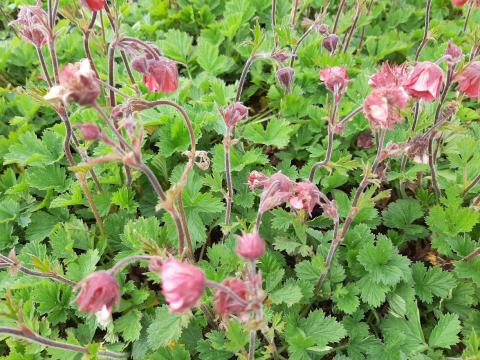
left=363, top=87, right=409, bottom=129
left=10, top=5, right=49, bottom=47
left=160, top=260, right=206, bottom=313
left=321, top=201, right=338, bottom=220
left=258, top=172, right=294, bottom=212
left=320, top=67, right=349, bottom=100
left=236, top=232, right=265, bottom=260
left=214, top=278, right=249, bottom=320
left=222, top=102, right=248, bottom=129
left=368, top=63, right=408, bottom=89
left=276, top=67, right=294, bottom=93
left=454, top=61, right=480, bottom=99
left=404, top=62, right=444, bottom=102
left=44, top=59, right=100, bottom=106
left=75, top=271, right=120, bottom=317
left=248, top=171, right=269, bottom=190
left=143, top=58, right=179, bottom=93
left=289, top=181, right=321, bottom=214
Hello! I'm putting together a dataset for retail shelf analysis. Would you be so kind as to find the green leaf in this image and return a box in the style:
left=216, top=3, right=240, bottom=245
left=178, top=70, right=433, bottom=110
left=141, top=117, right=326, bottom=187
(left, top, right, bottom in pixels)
left=66, top=249, right=100, bottom=282
left=159, top=29, right=193, bottom=63
left=428, top=313, right=461, bottom=349
left=224, top=320, right=249, bottom=353
left=114, top=309, right=143, bottom=342
left=32, top=281, right=72, bottom=325
left=300, top=310, right=347, bottom=348
left=382, top=199, right=428, bottom=240
left=147, top=305, right=190, bottom=350
left=112, top=187, right=138, bottom=213
left=195, top=37, right=234, bottom=75
left=269, top=282, right=303, bottom=307
left=332, top=284, right=360, bottom=314
left=411, top=262, right=456, bottom=303
left=0, top=199, right=20, bottom=224
left=357, top=274, right=390, bottom=307
left=26, top=165, right=68, bottom=191
left=243, top=119, right=293, bottom=148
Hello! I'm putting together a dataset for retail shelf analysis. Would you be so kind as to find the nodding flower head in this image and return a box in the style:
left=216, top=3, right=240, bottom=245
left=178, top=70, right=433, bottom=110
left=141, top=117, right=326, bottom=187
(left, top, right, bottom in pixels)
left=214, top=278, right=249, bottom=320
left=222, top=102, right=249, bottom=130
left=143, top=58, right=179, bottom=93
left=368, top=63, right=408, bottom=89
left=160, top=259, right=206, bottom=313
left=44, top=59, right=100, bottom=106
left=276, top=67, right=295, bottom=93
left=75, top=271, right=120, bottom=319
left=321, top=200, right=338, bottom=220
left=322, top=34, right=339, bottom=53
left=10, top=5, right=49, bottom=47
left=454, top=61, right=480, bottom=100
left=83, top=0, right=106, bottom=12
left=404, top=61, right=444, bottom=102
left=236, top=232, right=265, bottom=260
left=451, top=0, right=469, bottom=6
left=445, top=40, right=462, bottom=64
left=289, top=181, right=321, bottom=215
left=319, top=67, right=349, bottom=101
left=76, top=123, right=100, bottom=141
left=248, top=171, right=269, bottom=190
left=405, top=135, right=430, bottom=164
left=258, top=172, right=294, bottom=213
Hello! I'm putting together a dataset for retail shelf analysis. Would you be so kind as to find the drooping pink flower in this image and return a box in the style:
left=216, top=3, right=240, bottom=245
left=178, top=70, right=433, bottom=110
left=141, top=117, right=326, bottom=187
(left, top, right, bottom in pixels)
left=75, top=271, right=120, bottom=317
left=363, top=92, right=389, bottom=128
left=276, top=67, right=294, bottom=93
left=368, top=63, right=408, bottom=89
left=160, top=260, right=206, bottom=313
left=404, top=62, right=444, bottom=102
left=214, top=278, right=249, bottom=320
left=143, top=58, right=179, bottom=93
left=320, top=67, right=349, bottom=100
left=356, top=132, right=373, bottom=149
left=248, top=171, right=269, bottom=190
left=222, top=102, right=249, bottom=129
left=76, top=123, right=100, bottom=141
left=9, top=5, right=49, bottom=47
left=289, top=181, right=321, bottom=214
left=451, top=0, right=468, bottom=6
left=363, top=87, right=409, bottom=129
left=258, top=172, right=294, bottom=212
left=236, top=232, right=265, bottom=260
left=44, top=59, right=100, bottom=106
left=454, top=61, right=480, bottom=99
left=83, top=0, right=106, bottom=11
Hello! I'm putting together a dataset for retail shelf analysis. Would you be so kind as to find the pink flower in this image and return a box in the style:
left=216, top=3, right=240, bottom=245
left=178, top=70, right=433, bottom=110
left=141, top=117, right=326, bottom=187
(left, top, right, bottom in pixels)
left=76, top=123, right=100, bottom=141
left=289, top=181, right=321, bottom=214
left=276, top=67, right=294, bottom=93
left=258, top=172, right=294, bottom=212
left=368, top=63, right=408, bottom=89
left=451, top=0, right=468, bottom=6
left=322, top=34, right=339, bottom=53
left=143, top=58, right=179, bottom=93
left=83, top=0, right=105, bottom=11
left=445, top=40, right=462, bottom=64
left=75, top=271, right=120, bottom=317
left=214, top=278, right=249, bottom=319
left=236, top=232, right=265, bottom=260
left=320, top=67, right=349, bottom=100
left=248, top=171, right=269, bottom=190
left=363, top=88, right=409, bottom=129
left=160, top=260, right=206, bottom=313
left=10, top=5, right=49, bottom=47
left=404, top=62, right=444, bottom=102
left=321, top=201, right=338, bottom=220
left=222, top=102, right=249, bottom=129
left=356, top=132, right=373, bottom=149
left=44, top=59, right=100, bottom=106
left=454, top=61, right=480, bottom=99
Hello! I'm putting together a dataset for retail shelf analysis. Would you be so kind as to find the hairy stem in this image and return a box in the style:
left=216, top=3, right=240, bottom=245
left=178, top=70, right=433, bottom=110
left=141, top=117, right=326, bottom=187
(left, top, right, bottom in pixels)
left=290, top=0, right=301, bottom=27
left=342, top=1, right=362, bottom=53
left=84, top=12, right=100, bottom=79
left=35, top=46, right=52, bottom=87
left=464, top=174, right=480, bottom=195
left=460, top=247, right=480, bottom=262
left=272, top=0, right=278, bottom=48
left=332, top=0, right=347, bottom=34
left=463, top=0, right=474, bottom=33
left=415, top=0, right=432, bottom=61
left=109, top=255, right=158, bottom=276
left=205, top=280, right=249, bottom=306
left=224, top=135, right=234, bottom=227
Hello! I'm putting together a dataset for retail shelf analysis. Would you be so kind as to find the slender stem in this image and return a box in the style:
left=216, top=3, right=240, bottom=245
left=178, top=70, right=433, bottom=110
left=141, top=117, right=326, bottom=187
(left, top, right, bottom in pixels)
left=0, top=327, right=126, bottom=359
left=35, top=46, right=52, bottom=87
left=236, top=54, right=272, bottom=103
left=108, top=42, right=117, bottom=108
left=464, top=174, right=480, bottom=195
left=460, top=247, right=480, bottom=262
left=84, top=12, right=100, bottom=79
left=93, top=103, right=135, bottom=153
left=337, top=105, right=363, bottom=127
left=137, top=163, right=167, bottom=202
left=119, top=49, right=140, bottom=94
left=290, top=0, right=301, bottom=27
left=356, top=0, right=374, bottom=53
left=79, top=175, right=106, bottom=239
left=415, top=0, right=432, bottom=62
left=224, top=135, right=234, bottom=226
left=272, top=0, right=278, bottom=49
left=205, top=280, right=249, bottom=306
left=332, top=0, right=347, bottom=34
left=249, top=331, right=256, bottom=360
left=342, top=1, right=362, bottom=53
left=177, top=192, right=193, bottom=257
left=248, top=260, right=260, bottom=360
left=109, top=255, right=157, bottom=276
left=463, top=0, right=474, bottom=33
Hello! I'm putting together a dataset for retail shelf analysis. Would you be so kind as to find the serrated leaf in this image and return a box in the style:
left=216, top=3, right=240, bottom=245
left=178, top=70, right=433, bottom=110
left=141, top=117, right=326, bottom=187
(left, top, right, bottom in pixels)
left=147, top=305, right=190, bottom=350
left=66, top=249, right=100, bottom=282
left=243, top=119, right=293, bottom=148
left=411, top=262, right=456, bottom=303
left=114, top=309, right=142, bottom=342
left=300, top=310, right=347, bottom=348
left=269, top=282, right=303, bottom=307
left=428, top=313, right=461, bottom=349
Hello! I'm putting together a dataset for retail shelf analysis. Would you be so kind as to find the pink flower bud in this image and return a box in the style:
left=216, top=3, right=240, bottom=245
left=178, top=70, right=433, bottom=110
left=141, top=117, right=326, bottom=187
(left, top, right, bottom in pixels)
left=75, top=271, right=120, bottom=316
left=288, top=181, right=321, bottom=214
left=76, top=123, right=100, bottom=141
left=445, top=40, right=462, bottom=64
left=143, top=58, right=179, bottom=93
left=276, top=67, right=294, bottom=93
left=271, top=50, right=290, bottom=62
left=222, top=102, right=249, bottom=129
left=320, top=67, right=349, bottom=100
left=322, top=34, right=339, bottom=53
left=160, top=259, right=205, bottom=313
left=214, top=278, right=249, bottom=319
left=321, top=201, right=338, bottom=220
left=83, top=0, right=106, bottom=12
left=331, top=123, right=345, bottom=135
left=44, top=59, right=100, bottom=106
left=356, top=132, right=373, bottom=149
left=10, top=5, right=49, bottom=47
left=317, top=23, right=329, bottom=35
left=454, top=61, right=480, bottom=100
left=248, top=171, right=269, bottom=190
left=236, top=232, right=265, bottom=260
left=451, top=0, right=468, bottom=6
left=404, top=61, right=444, bottom=102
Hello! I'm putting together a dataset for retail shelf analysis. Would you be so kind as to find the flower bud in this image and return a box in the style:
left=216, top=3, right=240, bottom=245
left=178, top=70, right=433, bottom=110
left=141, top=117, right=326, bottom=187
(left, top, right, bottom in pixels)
left=322, top=34, right=339, bottom=53
left=276, top=67, right=294, bottom=93
left=451, top=0, right=468, bottom=6
left=9, top=5, right=49, bottom=48
left=404, top=61, right=444, bottom=102
left=289, top=181, right=321, bottom=215
left=320, top=66, right=349, bottom=101
left=236, top=232, right=265, bottom=260
left=317, top=23, right=329, bottom=35
left=76, top=123, right=100, bottom=141
left=75, top=271, right=120, bottom=318
left=160, top=259, right=206, bottom=313
left=271, top=50, right=289, bottom=62
left=222, top=102, right=249, bottom=129
left=83, top=0, right=106, bottom=12
left=445, top=40, right=462, bottom=64
left=214, top=278, right=249, bottom=320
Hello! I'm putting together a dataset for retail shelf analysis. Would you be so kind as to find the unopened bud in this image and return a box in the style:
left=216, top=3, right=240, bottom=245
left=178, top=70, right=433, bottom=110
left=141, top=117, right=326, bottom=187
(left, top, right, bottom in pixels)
left=323, top=34, right=339, bottom=53
left=276, top=67, right=294, bottom=93
left=76, top=123, right=100, bottom=141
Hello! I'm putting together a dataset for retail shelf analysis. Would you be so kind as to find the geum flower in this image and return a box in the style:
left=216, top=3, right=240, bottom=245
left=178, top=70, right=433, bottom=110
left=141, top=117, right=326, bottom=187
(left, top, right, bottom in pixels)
left=44, top=59, right=100, bottom=106
left=132, top=56, right=179, bottom=93
left=222, top=102, right=249, bottom=130
left=160, top=259, right=206, bottom=313
left=9, top=5, right=49, bottom=47
left=454, top=61, right=480, bottom=100
left=236, top=232, right=265, bottom=260
left=257, top=172, right=294, bottom=213
left=289, top=181, right=321, bottom=214
left=320, top=66, right=349, bottom=101
left=214, top=278, right=249, bottom=321
left=404, top=61, right=444, bottom=102
left=83, top=0, right=106, bottom=11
